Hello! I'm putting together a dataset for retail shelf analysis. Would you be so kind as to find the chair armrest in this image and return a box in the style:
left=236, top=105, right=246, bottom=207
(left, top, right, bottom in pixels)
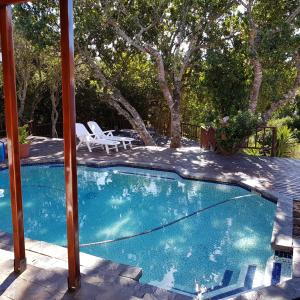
left=103, top=130, right=115, bottom=136
left=103, top=130, right=115, bottom=133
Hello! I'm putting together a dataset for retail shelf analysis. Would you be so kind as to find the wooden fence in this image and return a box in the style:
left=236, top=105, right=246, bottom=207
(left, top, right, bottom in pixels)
left=181, top=123, right=277, bottom=157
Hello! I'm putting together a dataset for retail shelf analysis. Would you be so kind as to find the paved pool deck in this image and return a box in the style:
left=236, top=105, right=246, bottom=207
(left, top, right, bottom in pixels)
left=0, top=136, right=300, bottom=300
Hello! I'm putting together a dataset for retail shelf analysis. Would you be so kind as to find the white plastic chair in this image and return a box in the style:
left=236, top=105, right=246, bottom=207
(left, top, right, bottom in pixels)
left=75, top=123, right=119, bottom=154
left=87, top=121, right=134, bottom=150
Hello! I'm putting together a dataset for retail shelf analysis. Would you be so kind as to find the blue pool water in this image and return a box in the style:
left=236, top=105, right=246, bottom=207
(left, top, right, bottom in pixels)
left=0, top=165, right=276, bottom=295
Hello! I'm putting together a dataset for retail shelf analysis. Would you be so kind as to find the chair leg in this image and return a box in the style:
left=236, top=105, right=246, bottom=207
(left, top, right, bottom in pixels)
left=76, top=140, right=82, bottom=150
left=115, top=145, right=119, bottom=152
left=105, top=145, right=110, bottom=155
left=123, top=141, right=127, bottom=150
left=86, top=141, right=92, bottom=152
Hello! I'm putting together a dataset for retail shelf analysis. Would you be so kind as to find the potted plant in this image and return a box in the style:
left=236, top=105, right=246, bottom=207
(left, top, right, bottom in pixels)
left=19, top=124, right=31, bottom=158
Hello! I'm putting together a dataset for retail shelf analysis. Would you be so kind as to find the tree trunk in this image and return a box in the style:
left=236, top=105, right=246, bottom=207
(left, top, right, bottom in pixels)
left=105, top=95, right=156, bottom=146
left=50, top=90, right=59, bottom=138
left=263, top=52, right=300, bottom=122
left=249, top=57, right=263, bottom=112
left=30, top=96, right=43, bottom=122
left=86, top=57, right=156, bottom=146
left=248, top=20, right=262, bottom=113
left=154, top=53, right=182, bottom=148
left=170, top=84, right=182, bottom=148
left=18, top=79, right=29, bottom=123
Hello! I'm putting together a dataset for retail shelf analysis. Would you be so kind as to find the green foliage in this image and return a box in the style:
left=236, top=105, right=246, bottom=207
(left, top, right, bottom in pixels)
left=245, top=117, right=298, bottom=157
left=205, top=49, right=250, bottom=117
left=275, top=125, right=297, bottom=157
left=266, top=118, right=297, bottom=157
left=0, top=0, right=298, bottom=147
left=216, top=111, right=259, bottom=155
left=18, top=125, right=30, bottom=144
left=268, top=117, right=293, bottom=128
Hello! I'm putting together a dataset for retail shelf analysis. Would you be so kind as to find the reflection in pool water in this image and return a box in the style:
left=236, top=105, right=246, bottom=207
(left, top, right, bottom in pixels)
left=0, top=165, right=276, bottom=295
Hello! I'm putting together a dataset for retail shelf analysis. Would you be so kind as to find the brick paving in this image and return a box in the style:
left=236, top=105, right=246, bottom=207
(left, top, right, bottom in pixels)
left=1, top=136, right=300, bottom=299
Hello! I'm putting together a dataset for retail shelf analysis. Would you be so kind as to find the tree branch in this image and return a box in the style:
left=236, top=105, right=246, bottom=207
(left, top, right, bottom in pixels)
left=286, top=4, right=300, bottom=24
left=236, top=0, right=249, bottom=9
left=263, top=51, right=300, bottom=122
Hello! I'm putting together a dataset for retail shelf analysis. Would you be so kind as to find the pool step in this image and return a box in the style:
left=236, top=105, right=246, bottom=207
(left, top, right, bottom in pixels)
left=202, top=265, right=256, bottom=299
left=264, top=251, right=293, bottom=286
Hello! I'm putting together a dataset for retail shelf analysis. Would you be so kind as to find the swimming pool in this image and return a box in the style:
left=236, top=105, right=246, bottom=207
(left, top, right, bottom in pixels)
left=0, top=165, right=276, bottom=297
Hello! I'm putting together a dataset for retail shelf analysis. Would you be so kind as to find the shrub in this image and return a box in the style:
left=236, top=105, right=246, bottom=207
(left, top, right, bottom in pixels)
left=216, top=111, right=259, bottom=155
left=275, top=125, right=297, bottom=157
left=19, top=124, right=30, bottom=144
left=253, top=119, right=297, bottom=157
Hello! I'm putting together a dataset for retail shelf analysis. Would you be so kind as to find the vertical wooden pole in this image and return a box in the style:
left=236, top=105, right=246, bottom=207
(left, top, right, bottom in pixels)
left=60, top=0, right=80, bottom=290
left=0, top=5, right=26, bottom=273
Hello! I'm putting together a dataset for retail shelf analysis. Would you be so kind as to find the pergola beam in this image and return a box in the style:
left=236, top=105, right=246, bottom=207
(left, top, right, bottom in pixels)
left=0, top=4, right=26, bottom=273
left=60, top=0, right=80, bottom=290
left=0, top=0, right=80, bottom=290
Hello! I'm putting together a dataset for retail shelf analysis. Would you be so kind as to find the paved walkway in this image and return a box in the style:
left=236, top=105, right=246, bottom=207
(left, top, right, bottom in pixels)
left=1, top=136, right=300, bottom=300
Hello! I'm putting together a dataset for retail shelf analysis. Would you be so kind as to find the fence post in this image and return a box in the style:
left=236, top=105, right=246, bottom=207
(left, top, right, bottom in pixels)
left=271, top=127, right=277, bottom=157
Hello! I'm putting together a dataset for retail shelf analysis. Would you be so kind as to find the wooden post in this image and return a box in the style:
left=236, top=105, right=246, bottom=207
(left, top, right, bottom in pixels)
left=0, top=5, right=26, bottom=273
left=60, top=0, right=80, bottom=290
left=271, top=127, right=277, bottom=157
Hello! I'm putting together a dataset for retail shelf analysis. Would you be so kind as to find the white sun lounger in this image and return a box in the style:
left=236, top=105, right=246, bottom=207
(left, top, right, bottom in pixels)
left=87, top=121, right=134, bottom=150
left=75, top=123, right=119, bottom=154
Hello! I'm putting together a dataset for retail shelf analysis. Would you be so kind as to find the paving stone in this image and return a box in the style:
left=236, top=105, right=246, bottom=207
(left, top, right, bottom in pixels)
left=232, top=285, right=291, bottom=300
left=26, top=251, right=58, bottom=269
left=293, top=247, right=300, bottom=278
left=132, top=283, right=157, bottom=298
left=0, top=259, right=14, bottom=276
left=293, top=226, right=300, bottom=237
left=173, top=294, right=193, bottom=300
left=72, top=277, right=136, bottom=300
left=119, top=266, right=143, bottom=281
left=19, top=264, right=68, bottom=294
left=293, top=238, right=300, bottom=248
left=271, top=215, right=293, bottom=251
left=0, top=232, right=13, bottom=247
left=2, top=276, right=55, bottom=300
left=143, top=294, right=158, bottom=300
left=277, top=199, right=293, bottom=218
left=26, top=240, right=68, bottom=260
left=0, top=271, right=19, bottom=294
left=79, top=252, right=106, bottom=268
left=278, top=278, right=300, bottom=299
